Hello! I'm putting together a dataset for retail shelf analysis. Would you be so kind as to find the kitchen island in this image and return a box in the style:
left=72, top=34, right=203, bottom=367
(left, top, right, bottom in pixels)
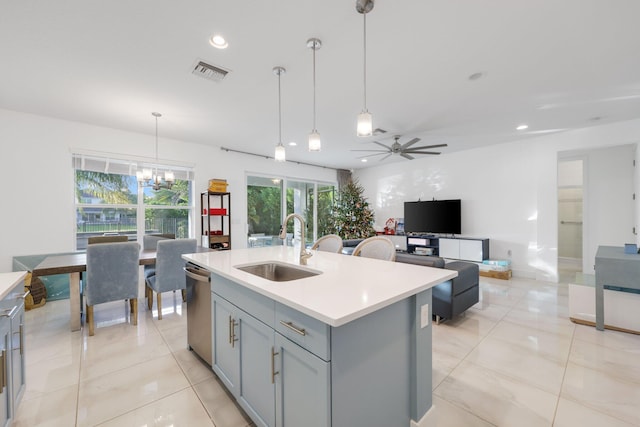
left=183, top=246, right=456, bottom=427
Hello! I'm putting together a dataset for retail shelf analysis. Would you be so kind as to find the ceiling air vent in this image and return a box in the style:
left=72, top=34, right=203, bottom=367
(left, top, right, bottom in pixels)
left=192, top=60, right=230, bottom=82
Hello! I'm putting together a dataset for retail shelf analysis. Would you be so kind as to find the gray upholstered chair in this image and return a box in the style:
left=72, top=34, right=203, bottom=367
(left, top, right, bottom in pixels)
left=352, top=236, right=396, bottom=261
left=142, top=234, right=175, bottom=279
left=145, top=238, right=197, bottom=319
left=85, top=241, right=140, bottom=336
left=87, top=235, right=128, bottom=244
left=311, top=234, right=343, bottom=253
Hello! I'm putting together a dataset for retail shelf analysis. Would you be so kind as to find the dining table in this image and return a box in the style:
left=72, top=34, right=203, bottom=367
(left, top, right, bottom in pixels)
left=31, top=250, right=156, bottom=331
left=31, top=247, right=210, bottom=332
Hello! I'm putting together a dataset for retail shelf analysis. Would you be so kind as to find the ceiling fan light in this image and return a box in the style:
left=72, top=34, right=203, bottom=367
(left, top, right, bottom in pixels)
left=308, top=130, right=321, bottom=152
left=275, top=143, right=286, bottom=162
left=357, top=111, right=373, bottom=137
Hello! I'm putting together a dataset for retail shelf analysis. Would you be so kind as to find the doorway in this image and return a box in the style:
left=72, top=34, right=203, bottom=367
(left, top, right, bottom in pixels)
left=558, top=158, right=584, bottom=283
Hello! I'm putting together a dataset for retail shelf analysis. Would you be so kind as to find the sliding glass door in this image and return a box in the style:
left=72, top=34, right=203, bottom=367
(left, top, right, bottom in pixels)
left=247, top=175, right=336, bottom=248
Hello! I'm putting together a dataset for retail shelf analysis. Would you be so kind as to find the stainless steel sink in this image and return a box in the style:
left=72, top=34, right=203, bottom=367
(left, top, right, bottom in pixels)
left=234, top=261, right=321, bottom=282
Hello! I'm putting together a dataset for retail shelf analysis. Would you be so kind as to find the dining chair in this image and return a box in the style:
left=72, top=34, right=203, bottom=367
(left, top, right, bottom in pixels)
left=85, top=241, right=140, bottom=336
left=352, top=236, right=397, bottom=261
left=145, top=238, right=197, bottom=319
left=87, top=235, right=128, bottom=244
left=311, top=234, right=343, bottom=253
left=142, top=234, right=175, bottom=279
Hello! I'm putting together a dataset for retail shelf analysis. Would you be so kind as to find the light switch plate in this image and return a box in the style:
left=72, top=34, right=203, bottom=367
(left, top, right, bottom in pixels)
left=421, top=304, right=429, bottom=328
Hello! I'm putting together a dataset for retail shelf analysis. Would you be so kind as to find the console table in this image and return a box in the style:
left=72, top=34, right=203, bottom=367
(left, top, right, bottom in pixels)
left=594, top=246, right=640, bottom=331
left=406, top=235, right=489, bottom=262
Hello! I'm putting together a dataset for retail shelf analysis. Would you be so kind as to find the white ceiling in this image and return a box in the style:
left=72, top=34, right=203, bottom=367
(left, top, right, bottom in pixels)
left=2, top=0, right=640, bottom=170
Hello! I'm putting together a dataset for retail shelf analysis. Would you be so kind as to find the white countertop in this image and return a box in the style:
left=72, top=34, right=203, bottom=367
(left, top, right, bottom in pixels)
left=183, top=246, right=457, bottom=327
left=0, top=271, right=27, bottom=300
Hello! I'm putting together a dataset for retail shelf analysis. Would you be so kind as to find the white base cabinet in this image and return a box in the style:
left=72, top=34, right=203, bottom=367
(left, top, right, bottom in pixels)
left=439, top=237, right=489, bottom=262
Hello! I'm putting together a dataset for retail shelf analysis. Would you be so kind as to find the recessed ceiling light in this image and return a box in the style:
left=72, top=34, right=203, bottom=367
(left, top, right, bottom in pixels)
left=361, top=158, right=368, bottom=162
left=209, top=34, right=228, bottom=49
left=516, top=124, right=528, bottom=130
left=288, top=141, right=297, bottom=147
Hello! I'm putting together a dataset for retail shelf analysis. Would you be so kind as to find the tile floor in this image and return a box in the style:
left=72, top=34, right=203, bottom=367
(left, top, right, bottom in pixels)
left=13, top=274, right=640, bottom=426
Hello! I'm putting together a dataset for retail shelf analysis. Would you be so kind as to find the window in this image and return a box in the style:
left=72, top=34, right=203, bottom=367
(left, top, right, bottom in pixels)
left=247, top=175, right=336, bottom=248
left=73, top=153, right=194, bottom=249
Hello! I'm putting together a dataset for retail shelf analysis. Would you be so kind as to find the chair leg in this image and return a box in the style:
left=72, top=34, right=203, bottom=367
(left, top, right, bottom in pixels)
left=87, top=304, right=94, bottom=336
left=131, top=298, right=138, bottom=326
left=157, top=292, right=162, bottom=320
left=146, top=286, right=153, bottom=310
left=182, top=289, right=186, bottom=303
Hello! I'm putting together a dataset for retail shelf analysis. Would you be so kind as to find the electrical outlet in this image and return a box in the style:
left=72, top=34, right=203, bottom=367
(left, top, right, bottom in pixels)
left=421, top=304, right=429, bottom=328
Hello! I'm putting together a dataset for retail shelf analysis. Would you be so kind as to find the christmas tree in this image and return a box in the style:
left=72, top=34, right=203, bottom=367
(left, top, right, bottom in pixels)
left=328, top=180, right=376, bottom=239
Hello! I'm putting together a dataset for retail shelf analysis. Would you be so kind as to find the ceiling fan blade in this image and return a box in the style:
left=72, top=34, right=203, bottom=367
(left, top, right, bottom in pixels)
left=357, top=152, right=386, bottom=159
left=400, top=138, right=420, bottom=150
left=407, top=151, right=442, bottom=155
left=400, top=153, right=415, bottom=160
left=350, top=149, right=389, bottom=153
left=404, top=143, right=448, bottom=152
left=371, top=141, right=392, bottom=150
left=379, top=153, right=392, bottom=162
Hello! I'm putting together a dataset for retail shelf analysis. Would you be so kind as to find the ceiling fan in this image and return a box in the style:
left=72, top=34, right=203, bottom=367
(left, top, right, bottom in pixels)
left=352, top=136, right=448, bottom=161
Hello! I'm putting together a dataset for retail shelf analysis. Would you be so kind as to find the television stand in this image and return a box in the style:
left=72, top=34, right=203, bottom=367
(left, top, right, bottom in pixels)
left=406, top=235, right=489, bottom=262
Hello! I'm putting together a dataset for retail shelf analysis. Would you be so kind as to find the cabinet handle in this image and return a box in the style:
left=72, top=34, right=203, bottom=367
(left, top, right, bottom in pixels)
left=228, top=315, right=238, bottom=348
left=279, top=320, right=307, bottom=336
left=18, top=290, right=30, bottom=300
left=19, top=324, right=24, bottom=356
left=0, top=350, right=5, bottom=392
left=271, top=347, right=279, bottom=384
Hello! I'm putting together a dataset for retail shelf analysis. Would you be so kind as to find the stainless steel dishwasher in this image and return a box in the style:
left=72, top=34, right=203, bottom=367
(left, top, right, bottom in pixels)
left=184, top=262, right=212, bottom=366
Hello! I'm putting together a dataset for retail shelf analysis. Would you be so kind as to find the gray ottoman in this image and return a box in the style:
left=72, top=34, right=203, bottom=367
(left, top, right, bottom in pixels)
left=433, top=261, right=480, bottom=323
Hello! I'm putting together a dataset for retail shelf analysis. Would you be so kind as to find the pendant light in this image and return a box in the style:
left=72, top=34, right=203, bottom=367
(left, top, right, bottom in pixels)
left=273, top=66, right=286, bottom=162
left=137, top=112, right=175, bottom=190
left=356, top=0, right=374, bottom=137
left=307, top=38, right=322, bottom=152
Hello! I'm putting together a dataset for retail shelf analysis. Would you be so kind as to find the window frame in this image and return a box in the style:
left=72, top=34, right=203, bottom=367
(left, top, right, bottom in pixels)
left=73, top=151, right=195, bottom=249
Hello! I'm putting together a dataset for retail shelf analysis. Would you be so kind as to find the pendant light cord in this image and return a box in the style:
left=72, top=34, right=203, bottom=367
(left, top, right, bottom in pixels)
left=278, top=70, right=282, bottom=144
left=363, top=12, right=367, bottom=110
left=313, top=43, right=317, bottom=130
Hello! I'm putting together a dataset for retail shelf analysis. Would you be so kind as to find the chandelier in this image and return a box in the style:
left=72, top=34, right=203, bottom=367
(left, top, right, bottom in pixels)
left=137, top=112, right=175, bottom=190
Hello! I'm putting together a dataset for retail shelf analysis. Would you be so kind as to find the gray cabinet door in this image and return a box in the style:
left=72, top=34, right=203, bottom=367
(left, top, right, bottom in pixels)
left=275, top=333, right=330, bottom=427
left=212, top=294, right=239, bottom=393
left=9, top=302, right=25, bottom=406
left=0, top=318, right=10, bottom=427
left=237, top=313, right=275, bottom=427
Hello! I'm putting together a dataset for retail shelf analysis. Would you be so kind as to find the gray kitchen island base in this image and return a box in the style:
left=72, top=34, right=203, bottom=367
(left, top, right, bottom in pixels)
left=331, top=288, right=433, bottom=426
left=209, top=272, right=435, bottom=427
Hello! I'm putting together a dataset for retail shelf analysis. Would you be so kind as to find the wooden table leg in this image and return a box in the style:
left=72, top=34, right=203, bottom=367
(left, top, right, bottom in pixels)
left=69, top=272, right=81, bottom=332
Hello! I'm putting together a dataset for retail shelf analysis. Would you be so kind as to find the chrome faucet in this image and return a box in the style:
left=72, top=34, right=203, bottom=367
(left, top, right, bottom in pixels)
left=279, top=213, right=312, bottom=265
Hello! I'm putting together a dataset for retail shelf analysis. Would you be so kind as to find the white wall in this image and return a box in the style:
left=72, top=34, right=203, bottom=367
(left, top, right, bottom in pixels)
left=355, top=120, right=640, bottom=281
left=0, top=109, right=336, bottom=271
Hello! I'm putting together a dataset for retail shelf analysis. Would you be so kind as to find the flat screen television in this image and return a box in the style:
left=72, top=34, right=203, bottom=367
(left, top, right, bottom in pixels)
left=403, top=199, right=461, bottom=235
